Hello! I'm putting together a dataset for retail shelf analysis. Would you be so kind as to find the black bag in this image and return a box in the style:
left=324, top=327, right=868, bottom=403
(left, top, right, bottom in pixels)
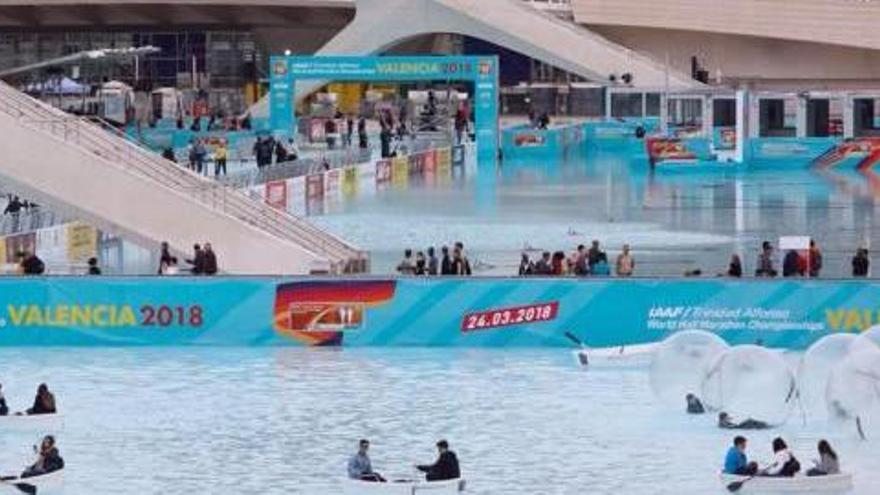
left=781, top=456, right=801, bottom=477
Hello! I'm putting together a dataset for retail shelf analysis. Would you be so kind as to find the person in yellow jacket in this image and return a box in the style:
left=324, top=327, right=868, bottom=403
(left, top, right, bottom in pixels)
left=214, top=140, right=228, bottom=176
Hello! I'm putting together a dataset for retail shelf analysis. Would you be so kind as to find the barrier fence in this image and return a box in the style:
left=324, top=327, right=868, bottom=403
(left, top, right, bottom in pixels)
left=0, top=277, right=873, bottom=348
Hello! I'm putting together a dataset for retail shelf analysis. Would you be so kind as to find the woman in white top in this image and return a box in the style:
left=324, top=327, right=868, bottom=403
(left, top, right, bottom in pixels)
left=763, top=437, right=800, bottom=477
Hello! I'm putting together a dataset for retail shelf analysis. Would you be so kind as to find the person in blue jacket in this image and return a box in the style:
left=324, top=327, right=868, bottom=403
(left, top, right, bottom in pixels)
left=724, top=436, right=758, bottom=475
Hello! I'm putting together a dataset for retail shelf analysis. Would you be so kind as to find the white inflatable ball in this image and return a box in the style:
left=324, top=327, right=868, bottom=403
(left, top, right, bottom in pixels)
left=798, top=333, right=858, bottom=418
left=851, top=325, right=880, bottom=354
left=701, top=345, right=797, bottom=426
left=826, top=341, right=880, bottom=437
left=649, top=330, right=729, bottom=409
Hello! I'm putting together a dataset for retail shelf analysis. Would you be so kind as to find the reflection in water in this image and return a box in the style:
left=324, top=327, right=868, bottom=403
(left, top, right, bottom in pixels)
left=0, top=348, right=876, bottom=494
left=314, top=145, right=880, bottom=278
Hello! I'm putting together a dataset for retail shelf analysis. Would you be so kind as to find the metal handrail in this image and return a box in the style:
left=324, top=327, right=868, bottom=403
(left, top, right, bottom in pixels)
left=0, top=82, right=369, bottom=272
left=84, top=119, right=357, bottom=252
left=1, top=89, right=346, bottom=254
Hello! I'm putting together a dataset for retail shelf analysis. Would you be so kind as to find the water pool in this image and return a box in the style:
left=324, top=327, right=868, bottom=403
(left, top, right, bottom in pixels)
left=312, top=144, right=880, bottom=278
left=0, top=348, right=876, bottom=494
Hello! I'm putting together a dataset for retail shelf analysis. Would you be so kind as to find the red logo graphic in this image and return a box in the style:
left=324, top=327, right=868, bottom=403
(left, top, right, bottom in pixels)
left=274, top=281, right=396, bottom=346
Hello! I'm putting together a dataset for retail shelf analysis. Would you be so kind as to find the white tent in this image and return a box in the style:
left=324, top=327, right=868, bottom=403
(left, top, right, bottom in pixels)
left=24, top=77, right=90, bottom=95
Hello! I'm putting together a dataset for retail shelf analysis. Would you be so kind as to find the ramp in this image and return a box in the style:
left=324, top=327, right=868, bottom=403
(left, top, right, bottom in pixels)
left=0, top=82, right=367, bottom=275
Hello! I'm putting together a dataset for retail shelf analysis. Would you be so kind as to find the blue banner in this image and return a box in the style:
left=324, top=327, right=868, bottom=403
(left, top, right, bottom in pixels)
left=0, top=278, right=875, bottom=348
left=268, top=55, right=499, bottom=159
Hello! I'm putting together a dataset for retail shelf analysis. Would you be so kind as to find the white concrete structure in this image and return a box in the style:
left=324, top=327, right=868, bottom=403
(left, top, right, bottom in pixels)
left=0, top=81, right=366, bottom=275
left=573, top=0, right=880, bottom=89
left=250, top=0, right=699, bottom=116
left=3, top=0, right=880, bottom=90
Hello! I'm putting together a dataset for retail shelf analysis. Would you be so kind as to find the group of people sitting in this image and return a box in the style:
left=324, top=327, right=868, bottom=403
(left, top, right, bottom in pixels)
left=0, top=382, right=57, bottom=416
left=348, top=439, right=461, bottom=483
left=519, top=240, right=634, bottom=277
left=396, top=243, right=472, bottom=276
left=724, top=436, right=839, bottom=478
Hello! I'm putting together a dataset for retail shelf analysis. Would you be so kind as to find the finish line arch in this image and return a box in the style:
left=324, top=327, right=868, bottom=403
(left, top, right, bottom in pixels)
left=269, top=55, right=499, bottom=158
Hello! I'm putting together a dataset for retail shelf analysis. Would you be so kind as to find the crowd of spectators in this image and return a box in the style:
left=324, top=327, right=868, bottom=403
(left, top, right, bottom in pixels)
left=396, top=242, right=472, bottom=276
left=518, top=240, right=634, bottom=277
left=734, top=239, right=870, bottom=278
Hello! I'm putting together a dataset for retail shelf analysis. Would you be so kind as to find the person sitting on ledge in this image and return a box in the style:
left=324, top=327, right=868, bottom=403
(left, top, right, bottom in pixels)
left=718, top=412, right=768, bottom=430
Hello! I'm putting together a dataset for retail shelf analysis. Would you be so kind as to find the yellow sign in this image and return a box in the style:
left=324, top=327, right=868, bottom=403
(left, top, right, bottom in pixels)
left=327, top=83, right=364, bottom=115
left=342, top=166, right=359, bottom=197
left=66, top=222, right=97, bottom=263
left=392, top=156, right=409, bottom=188
left=436, top=146, right=452, bottom=176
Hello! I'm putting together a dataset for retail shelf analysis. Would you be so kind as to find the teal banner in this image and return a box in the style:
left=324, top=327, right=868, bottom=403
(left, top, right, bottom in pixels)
left=268, top=55, right=499, bottom=158
left=0, top=278, right=874, bottom=348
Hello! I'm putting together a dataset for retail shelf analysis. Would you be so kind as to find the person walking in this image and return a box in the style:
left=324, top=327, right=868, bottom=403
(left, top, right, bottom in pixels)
left=345, top=115, right=354, bottom=148
left=4, top=195, right=23, bottom=232
left=194, top=139, right=207, bottom=175
left=187, top=140, right=197, bottom=171
left=357, top=116, right=368, bottom=149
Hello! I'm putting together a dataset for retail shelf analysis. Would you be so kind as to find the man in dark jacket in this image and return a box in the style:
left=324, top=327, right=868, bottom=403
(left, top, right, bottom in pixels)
left=853, top=248, right=870, bottom=277
left=416, top=440, right=460, bottom=481
left=20, top=252, right=45, bottom=275
left=187, top=244, right=206, bottom=275
left=203, top=243, right=218, bottom=275
left=782, top=250, right=802, bottom=277
left=440, top=246, right=453, bottom=275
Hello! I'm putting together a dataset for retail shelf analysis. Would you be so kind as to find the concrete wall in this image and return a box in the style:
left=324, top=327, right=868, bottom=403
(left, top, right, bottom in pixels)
left=590, top=25, right=880, bottom=90
left=573, top=0, right=880, bottom=50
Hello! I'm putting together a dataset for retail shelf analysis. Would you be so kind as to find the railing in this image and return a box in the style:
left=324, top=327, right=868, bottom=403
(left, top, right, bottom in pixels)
left=221, top=146, right=374, bottom=189
left=220, top=134, right=449, bottom=189
left=0, top=82, right=369, bottom=273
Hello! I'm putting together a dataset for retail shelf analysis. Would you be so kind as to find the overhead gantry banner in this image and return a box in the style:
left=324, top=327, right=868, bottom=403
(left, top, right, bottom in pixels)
left=269, top=55, right=500, bottom=158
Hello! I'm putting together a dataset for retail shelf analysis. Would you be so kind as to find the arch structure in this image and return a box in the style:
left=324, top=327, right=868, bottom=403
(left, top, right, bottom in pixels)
left=251, top=0, right=699, bottom=116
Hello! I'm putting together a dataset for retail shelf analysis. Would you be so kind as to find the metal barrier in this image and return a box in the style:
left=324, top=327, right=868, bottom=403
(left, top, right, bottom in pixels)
left=220, top=135, right=448, bottom=188
left=0, top=82, right=369, bottom=274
